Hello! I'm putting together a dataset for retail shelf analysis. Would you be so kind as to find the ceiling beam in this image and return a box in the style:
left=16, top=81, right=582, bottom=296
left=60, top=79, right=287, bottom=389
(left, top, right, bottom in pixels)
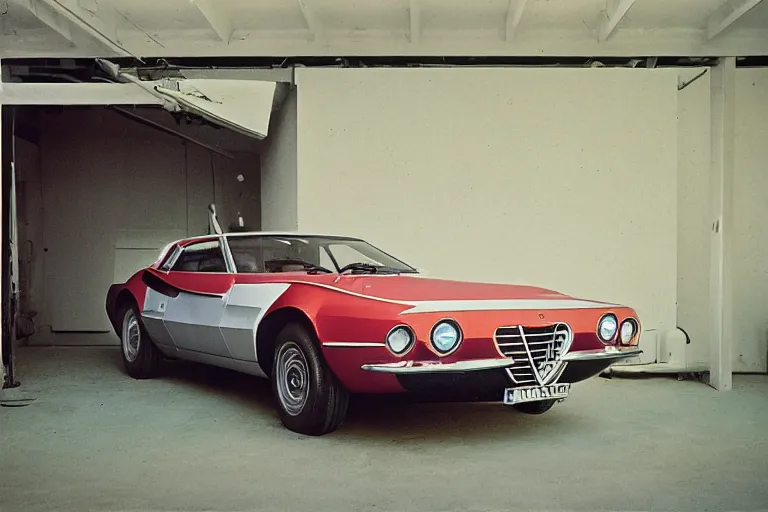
left=0, top=82, right=163, bottom=105
left=707, top=0, right=764, bottom=40
left=10, top=0, right=141, bottom=57
left=10, top=0, right=78, bottom=46
left=190, top=0, right=232, bottom=43
left=409, top=0, right=421, bottom=43
left=598, top=0, right=638, bottom=42
left=505, top=0, right=528, bottom=42
left=297, top=0, right=323, bottom=41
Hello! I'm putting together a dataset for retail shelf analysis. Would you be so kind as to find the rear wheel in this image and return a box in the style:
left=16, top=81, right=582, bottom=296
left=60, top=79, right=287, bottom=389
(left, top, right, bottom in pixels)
left=271, top=322, right=349, bottom=436
left=513, top=399, right=557, bottom=415
left=118, top=303, right=162, bottom=379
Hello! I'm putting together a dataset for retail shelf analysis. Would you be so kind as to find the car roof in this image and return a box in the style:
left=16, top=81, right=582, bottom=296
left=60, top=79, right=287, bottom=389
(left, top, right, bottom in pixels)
left=173, top=231, right=364, bottom=246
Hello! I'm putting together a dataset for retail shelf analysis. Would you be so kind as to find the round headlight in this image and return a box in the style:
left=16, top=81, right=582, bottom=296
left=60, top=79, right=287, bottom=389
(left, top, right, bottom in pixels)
left=386, top=326, right=414, bottom=355
left=430, top=320, right=462, bottom=354
left=598, top=314, right=618, bottom=343
left=620, top=319, right=637, bottom=344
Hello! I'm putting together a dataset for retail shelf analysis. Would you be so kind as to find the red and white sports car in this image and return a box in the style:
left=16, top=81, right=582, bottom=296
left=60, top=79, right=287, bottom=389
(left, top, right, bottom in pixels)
left=105, top=232, right=642, bottom=436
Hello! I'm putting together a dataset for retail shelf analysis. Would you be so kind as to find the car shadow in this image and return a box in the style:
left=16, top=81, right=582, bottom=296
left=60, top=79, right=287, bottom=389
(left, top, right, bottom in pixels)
left=156, top=357, right=278, bottom=411
left=117, top=353, right=584, bottom=443
left=340, top=395, right=579, bottom=444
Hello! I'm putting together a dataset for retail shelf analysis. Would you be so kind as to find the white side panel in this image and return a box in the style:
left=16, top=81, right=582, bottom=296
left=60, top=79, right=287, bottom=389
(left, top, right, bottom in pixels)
left=163, top=291, right=230, bottom=357
left=141, top=288, right=175, bottom=349
left=219, top=305, right=264, bottom=361
left=142, top=282, right=290, bottom=363
left=221, top=283, right=291, bottom=361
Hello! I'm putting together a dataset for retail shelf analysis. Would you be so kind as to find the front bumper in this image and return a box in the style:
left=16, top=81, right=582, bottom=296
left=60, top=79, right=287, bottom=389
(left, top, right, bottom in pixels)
left=361, top=357, right=517, bottom=374
left=360, top=346, right=641, bottom=375
left=560, top=346, right=642, bottom=362
left=358, top=346, right=640, bottom=401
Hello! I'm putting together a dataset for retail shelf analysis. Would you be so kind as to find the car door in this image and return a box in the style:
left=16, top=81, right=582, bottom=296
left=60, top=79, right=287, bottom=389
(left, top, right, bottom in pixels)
left=148, top=237, right=235, bottom=358
left=219, top=235, right=298, bottom=363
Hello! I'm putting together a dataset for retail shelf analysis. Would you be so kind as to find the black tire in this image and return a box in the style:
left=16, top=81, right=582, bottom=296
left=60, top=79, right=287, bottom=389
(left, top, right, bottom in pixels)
left=271, top=322, right=349, bottom=436
left=513, top=399, right=557, bottom=415
left=117, top=302, right=163, bottom=379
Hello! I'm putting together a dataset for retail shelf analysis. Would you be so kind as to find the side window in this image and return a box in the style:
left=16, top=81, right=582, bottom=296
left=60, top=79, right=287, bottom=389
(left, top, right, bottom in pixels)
left=227, top=237, right=321, bottom=273
left=160, top=245, right=181, bottom=271
left=227, top=237, right=265, bottom=273
left=171, top=240, right=227, bottom=273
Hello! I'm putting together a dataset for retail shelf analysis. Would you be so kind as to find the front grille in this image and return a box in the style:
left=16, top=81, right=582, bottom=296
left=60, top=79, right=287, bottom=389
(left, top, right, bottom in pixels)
left=494, top=323, right=572, bottom=385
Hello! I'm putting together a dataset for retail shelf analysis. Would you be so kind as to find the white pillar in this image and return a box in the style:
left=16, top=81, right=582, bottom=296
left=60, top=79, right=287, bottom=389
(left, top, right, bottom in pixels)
left=708, top=56, right=736, bottom=391
left=0, top=60, right=5, bottom=387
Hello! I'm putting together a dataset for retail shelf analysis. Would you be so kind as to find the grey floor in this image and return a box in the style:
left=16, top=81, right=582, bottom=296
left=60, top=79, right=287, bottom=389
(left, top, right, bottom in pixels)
left=2, top=346, right=767, bottom=512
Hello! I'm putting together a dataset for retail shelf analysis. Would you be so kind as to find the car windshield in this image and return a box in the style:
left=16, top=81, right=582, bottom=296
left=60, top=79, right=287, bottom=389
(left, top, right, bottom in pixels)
left=225, top=235, right=419, bottom=275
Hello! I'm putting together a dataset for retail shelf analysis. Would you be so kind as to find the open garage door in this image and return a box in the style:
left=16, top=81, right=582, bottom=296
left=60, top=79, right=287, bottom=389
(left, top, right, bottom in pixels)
left=154, top=79, right=277, bottom=139
left=96, top=59, right=278, bottom=139
left=4, top=65, right=288, bottom=335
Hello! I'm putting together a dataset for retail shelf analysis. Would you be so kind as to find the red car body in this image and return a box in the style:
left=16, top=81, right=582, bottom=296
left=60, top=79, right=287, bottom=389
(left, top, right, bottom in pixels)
left=106, top=232, right=642, bottom=435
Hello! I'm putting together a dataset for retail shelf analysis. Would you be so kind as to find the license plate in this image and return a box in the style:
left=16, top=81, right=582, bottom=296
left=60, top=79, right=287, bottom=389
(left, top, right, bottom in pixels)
left=503, top=383, right=571, bottom=404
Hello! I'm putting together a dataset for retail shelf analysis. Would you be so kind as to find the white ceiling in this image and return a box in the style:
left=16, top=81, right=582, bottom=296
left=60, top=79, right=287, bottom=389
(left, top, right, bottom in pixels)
left=1, top=0, right=767, bottom=59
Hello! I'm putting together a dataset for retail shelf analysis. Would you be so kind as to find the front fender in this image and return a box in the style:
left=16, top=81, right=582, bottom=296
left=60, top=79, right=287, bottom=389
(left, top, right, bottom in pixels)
left=265, top=283, right=409, bottom=393
left=267, top=282, right=409, bottom=345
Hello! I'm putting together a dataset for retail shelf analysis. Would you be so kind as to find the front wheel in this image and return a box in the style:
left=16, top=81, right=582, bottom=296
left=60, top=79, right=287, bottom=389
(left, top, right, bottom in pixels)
left=271, top=322, right=349, bottom=436
left=118, top=303, right=163, bottom=379
left=513, top=399, right=557, bottom=415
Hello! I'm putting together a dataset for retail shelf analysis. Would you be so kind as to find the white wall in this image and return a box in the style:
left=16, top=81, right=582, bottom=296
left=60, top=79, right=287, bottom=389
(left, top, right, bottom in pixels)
left=676, top=70, right=712, bottom=369
left=14, top=137, right=43, bottom=318
left=260, top=89, right=297, bottom=231
left=0, top=104, right=4, bottom=386
left=16, top=107, right=259, bottom=335
left=731, top=68, right=768, bottom=373
left=295, top=67, right=679, bottom=336
left=676, top=67, right=768, bottom=374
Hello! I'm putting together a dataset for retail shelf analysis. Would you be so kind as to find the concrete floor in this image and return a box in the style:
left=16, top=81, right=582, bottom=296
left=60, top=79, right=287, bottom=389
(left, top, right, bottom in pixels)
left=1, top=346, right=767, bottom=512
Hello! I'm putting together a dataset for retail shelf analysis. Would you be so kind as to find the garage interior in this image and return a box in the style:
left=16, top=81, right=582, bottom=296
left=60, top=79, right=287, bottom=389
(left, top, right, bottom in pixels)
left=2, top=0, right=768, bottom=510
left=14, top=105, right=260, bottom=341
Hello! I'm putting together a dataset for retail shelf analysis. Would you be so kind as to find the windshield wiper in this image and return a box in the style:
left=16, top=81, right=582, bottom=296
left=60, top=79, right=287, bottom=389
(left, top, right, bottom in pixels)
left=339, top=263, right=415, bottom=275
left=264, top=258, right=333, bottom=274
left=339, top=262, right=380, bottom=274
left=380, top=266, right=419, bottom=274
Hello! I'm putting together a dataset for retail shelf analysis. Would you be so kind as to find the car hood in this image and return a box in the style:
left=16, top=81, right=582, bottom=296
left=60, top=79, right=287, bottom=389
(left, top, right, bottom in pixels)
left=331, top=274, right=573, bottom=302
